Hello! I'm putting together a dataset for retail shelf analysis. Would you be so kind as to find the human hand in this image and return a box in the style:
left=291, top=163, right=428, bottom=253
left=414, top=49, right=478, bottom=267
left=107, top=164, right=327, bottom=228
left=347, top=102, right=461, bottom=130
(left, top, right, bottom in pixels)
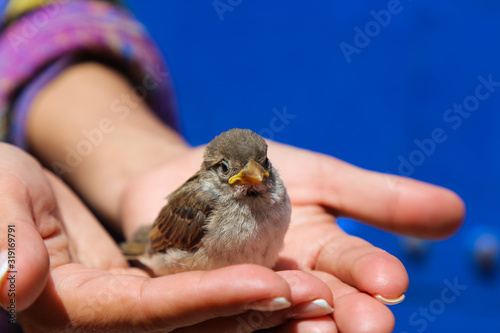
left=121, top=141, right=464, bottom=332
left=0, top=143, right=334, bottom=332
left=268, top=141, right=464, bottom=332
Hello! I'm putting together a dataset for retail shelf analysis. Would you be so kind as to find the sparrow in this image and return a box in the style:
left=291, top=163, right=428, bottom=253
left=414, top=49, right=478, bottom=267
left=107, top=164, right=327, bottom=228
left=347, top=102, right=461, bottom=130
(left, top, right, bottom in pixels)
left=121, top=128, right=291, bottom=275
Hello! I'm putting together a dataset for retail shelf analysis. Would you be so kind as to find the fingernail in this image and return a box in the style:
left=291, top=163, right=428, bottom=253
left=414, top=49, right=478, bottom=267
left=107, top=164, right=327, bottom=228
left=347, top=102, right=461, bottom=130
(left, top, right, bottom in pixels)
left=374, top=293, right=405, bottom=305
left=287, top=299, right=334, bottom=319
left=246, top=297, right=292, bottom=312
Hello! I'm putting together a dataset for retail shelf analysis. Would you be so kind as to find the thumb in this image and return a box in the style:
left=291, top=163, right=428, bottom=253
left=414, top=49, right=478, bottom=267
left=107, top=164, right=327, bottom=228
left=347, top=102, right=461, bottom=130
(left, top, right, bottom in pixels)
left=0, top=175, right=50, bottom=311
left=0, top=144, right=52, bottom=311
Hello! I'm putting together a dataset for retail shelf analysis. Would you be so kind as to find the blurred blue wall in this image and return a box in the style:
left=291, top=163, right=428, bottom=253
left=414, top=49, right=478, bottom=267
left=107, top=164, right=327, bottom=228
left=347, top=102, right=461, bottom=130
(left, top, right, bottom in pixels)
left=126, top=1, right=500, bottom=331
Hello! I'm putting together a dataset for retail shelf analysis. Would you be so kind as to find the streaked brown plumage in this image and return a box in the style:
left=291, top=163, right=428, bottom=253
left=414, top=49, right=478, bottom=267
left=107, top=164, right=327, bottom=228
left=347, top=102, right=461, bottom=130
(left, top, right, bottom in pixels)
left=121, top=128, right=291, bottom=275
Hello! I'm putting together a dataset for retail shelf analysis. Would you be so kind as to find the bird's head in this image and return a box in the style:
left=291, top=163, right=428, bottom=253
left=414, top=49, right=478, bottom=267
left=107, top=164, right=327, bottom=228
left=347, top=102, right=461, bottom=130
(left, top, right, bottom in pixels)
left=201, top=128, right=272, bottom=197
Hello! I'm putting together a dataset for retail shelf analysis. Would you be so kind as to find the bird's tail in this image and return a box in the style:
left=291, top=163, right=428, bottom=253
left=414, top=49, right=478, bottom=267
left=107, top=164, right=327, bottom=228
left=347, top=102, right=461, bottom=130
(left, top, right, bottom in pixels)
left=120, top=225, right=151, bottom=259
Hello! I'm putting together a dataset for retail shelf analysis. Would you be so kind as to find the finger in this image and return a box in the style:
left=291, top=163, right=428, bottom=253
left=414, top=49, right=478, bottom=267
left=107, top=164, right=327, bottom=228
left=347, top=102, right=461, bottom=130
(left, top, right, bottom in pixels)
left=276, top=270, right=333, bottom=307
left=146, top=265, right=291, bottom=329
left=315, top=232, right=408, bottom=301
left=269, top=143, right=465, bottom=238
left=0, top=207, right=49, bottom=312
left=311, top=271, right=396, bottom=333
left=273, top=270, right=336, bottom=332
left=335, top=292, right=395, bottom=333
left=330, top=168, right=465, bottom=238
left=172, top=270, right=334, bottom=333
left=269, top=316, right=337, bottom=333
left=44, top=171, right=128, bottom=270
left=20, top=264, right=293, bottom=332
left=279, top=206, right=408, bottom=300
left=0, top=146, right=52, bottom=311
left=183, top=314, right=337, bottom=333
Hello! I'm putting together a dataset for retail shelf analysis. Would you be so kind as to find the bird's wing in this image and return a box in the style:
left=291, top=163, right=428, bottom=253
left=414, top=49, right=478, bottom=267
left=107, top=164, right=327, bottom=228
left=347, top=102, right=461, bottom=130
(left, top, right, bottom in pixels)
left=149, top=172, right=214, bottom=253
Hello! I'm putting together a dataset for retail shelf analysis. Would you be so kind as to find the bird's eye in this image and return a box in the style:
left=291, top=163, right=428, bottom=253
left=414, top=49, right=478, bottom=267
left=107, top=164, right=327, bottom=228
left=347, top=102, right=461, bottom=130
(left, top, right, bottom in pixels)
left=219, top=160, right=229, bottom=174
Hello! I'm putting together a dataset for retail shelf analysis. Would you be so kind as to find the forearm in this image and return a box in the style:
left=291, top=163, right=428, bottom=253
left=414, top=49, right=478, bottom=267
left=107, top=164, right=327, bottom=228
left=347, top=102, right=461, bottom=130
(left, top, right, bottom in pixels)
left=27, top=62, right=190, bottom=230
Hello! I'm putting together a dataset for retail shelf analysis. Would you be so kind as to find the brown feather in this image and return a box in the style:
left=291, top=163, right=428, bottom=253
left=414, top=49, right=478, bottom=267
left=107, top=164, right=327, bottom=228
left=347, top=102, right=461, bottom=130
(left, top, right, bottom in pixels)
left=120, top=225, right=152, bottom=258
left=149, top=172, right=214, bottom=253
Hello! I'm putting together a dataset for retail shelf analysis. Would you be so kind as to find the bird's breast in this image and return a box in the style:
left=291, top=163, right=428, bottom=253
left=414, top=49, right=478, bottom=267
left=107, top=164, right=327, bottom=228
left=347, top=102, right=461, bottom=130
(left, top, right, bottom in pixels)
left=200, top=190, right=291, bottom=268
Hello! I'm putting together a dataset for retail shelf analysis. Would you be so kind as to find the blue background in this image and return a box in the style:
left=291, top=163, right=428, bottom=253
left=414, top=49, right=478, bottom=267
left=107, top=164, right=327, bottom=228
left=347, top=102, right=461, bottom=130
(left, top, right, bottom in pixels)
left=126, top=1, right=499, bottom=331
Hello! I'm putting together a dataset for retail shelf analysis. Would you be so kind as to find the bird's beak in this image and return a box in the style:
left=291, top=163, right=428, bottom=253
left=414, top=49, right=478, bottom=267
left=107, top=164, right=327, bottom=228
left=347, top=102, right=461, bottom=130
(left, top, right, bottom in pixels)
left=229, top=159, right=269, bottom=185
